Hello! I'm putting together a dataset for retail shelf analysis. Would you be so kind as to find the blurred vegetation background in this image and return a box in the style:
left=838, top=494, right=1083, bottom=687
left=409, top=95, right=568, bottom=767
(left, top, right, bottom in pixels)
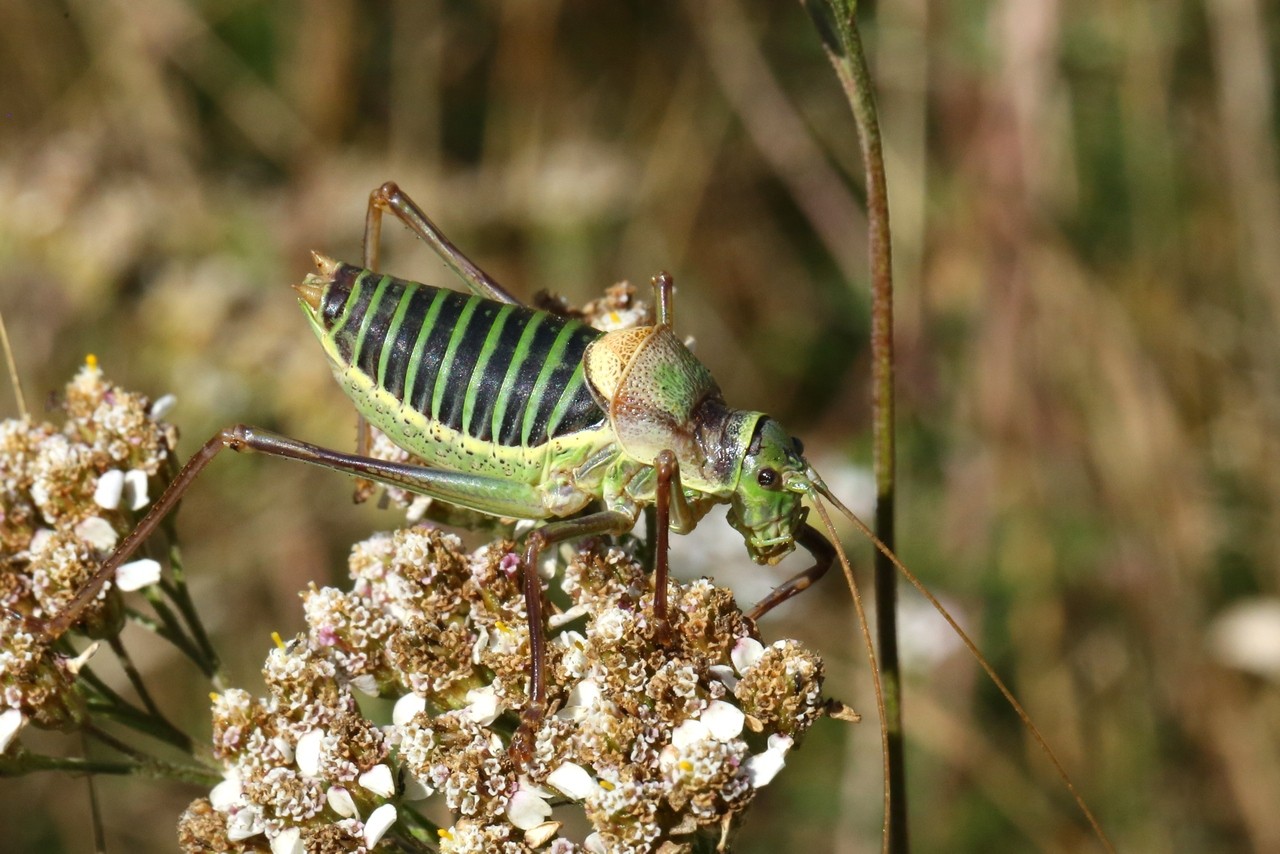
left=1, top=0, right=1278, bottom=851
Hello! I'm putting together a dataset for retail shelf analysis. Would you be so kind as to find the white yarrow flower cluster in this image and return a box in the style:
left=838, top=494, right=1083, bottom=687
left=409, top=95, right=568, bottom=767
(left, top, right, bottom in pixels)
left=181, top=531, right=831, bottom=852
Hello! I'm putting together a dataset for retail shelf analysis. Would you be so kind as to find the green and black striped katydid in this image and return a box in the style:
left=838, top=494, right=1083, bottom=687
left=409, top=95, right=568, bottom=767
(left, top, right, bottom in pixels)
left=42, top=182, right=1111, bottom=847
left=44, top=181, right=842, bottom=743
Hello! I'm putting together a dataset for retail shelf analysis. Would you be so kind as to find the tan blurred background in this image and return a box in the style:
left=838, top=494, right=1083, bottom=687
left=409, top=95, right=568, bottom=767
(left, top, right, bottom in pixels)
left=2, top=0, right=1278, bottom=851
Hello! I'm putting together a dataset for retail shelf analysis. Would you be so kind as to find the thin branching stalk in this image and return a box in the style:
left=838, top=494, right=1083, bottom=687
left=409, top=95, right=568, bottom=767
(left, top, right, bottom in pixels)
left=138, top=591, right=217, bottom=678
left=800, top=1, right=906, bottom=850
left=105, top=635, right=165, bottom=720
left=0, top=751, right=138, bottom=778
left=162, top=530, right=223, bottom=682
left=82, top=724, right=218, bottom=785
left=82, top=734, right=107, bottom=854
left=78, top=666, right=194, bottom=753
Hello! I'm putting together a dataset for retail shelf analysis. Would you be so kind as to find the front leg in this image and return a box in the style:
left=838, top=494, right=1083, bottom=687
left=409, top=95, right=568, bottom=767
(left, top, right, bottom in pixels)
left=652, top=449, right=698, bottom=636
left=747, top=524, right=836, bottom=620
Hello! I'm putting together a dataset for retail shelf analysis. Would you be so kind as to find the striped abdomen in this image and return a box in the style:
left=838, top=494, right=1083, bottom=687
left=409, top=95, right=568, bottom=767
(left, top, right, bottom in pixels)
left=316, top=263, right=606, bottom=449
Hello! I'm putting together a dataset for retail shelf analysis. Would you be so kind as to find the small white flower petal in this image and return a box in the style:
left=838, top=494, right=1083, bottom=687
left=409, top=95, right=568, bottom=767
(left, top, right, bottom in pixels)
left=66, top=641, right=101, bottom=675
left=557, top=678, right=600, bottom=720
left=766, top=733, right=794, bottom=753
left=327, top=785, right=359, bottom=819
left=150, top=393, right=177, bottom=420
left=349, top=673, right=379, bottom=696
left=708, top=664, right=739, bottom=690
left=209, top=772, right=242, bottom=811
left=471, top=625, right=490, bottom=664
left=225, top=803, right=265, bottom=841
left=731, top=637, right=765, bottom=675
left=28, top=528, right=53, bottom=554
left=745, top=735, right=793, bottom=788
left=0, top=709, right=26, bottom=753
left=359, top=763, right=395, bottom=798
left=583, top=832, right=609, bottom=853
left=700, top=700, right=745, bottom=741
left=363, top=803, right=397, bottom=848
left=295, top=729, right=324, bottom=777
left=393, top=692, right=427, bottom=726
left=555, top=629, right=586, bottom=649
left=546, top=761, right=597, bottom=800
left=461, top=685, right=502, bottom=726
left=270, top=827, right=303, bottom=854
left=75, top=516, right=118, bottom=551
left=507, top=787, right=553, bottom=831
left=115, top=559, right=161, bottom=592
left=405, top=494, right=431, bottom=523
left=518, top=778, right=553, bottom=799
left=548, top=604, right=590, bottom=628
left=93, top=470, right=124, bottom=510
left=123, top=469, right=150, bottom=511
left=670, top=718, right=710, bottom=749
left=401, top=771, right=434, bottom=801
left=745, top=747, right=788, bottom=788
left=270, top=736, right=294, bottom=765
left=1209, top=598, right=1280, bottom=679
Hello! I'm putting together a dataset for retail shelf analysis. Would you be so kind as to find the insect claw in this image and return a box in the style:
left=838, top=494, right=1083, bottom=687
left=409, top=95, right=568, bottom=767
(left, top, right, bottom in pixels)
left=652, top=614, right=673, bottom=647
left=508, top=704, right=544, bottom=769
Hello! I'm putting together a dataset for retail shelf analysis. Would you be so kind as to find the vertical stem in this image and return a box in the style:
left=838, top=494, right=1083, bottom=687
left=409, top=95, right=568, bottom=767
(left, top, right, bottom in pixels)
left=81, top=733, right=107, bottom=854
left=846, top=26, right=907, bottom=854
left=802, top=2, right=907, bottom=849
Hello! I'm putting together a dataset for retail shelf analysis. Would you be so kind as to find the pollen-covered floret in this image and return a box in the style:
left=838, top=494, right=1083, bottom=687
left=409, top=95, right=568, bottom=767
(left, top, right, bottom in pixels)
left=0, top=613, right=88, bottom=738
left=194, top=641, right=400, bottom=852
left=582, top=772, right=665, bottom=853
left=436, top=819, right=537, bottom=854
left=733, top=639, right=826, bottom=738
left=0, top=360, right=178, bottom=633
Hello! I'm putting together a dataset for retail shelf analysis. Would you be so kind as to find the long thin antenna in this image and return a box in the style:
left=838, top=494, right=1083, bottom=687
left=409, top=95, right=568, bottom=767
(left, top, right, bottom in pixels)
left=0, top=312, right=29, bottom=419
left=813, top=481, right=1117, bottom=853
left=809, top=492, right=892, bottom=854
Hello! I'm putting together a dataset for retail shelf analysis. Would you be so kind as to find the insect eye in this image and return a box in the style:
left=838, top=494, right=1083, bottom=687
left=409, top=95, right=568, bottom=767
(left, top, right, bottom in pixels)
left=756, top=467, right=779, bottom=489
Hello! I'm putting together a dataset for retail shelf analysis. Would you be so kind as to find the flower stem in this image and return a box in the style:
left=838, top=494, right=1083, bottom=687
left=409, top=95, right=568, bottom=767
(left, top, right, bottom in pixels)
left=161, top=539, right=223, bottom=684
left=78, top=665, right=195, bottom=753
left=82, top=723, right=219, bottom=785
left=800, top=1, right=907, bottom=850
left=106, top=634, right=164, bottom=720
left=0, top=751, right=138, bottom=778
left=130, top=599, right=213, bottom=678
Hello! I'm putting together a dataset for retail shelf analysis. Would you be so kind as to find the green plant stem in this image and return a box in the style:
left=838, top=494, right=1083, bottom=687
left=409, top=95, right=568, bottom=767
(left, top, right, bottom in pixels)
left=161, top=538, right=223, bottom=684
left=396, top=804, right=444, bottom=846
left=78, top=665, right=194, bottom=753
left=81, top=733, right=107, bottom=853
left=0, top=751, right=137, bottom=778
left=2, top=740, right=215, bottom=785
left=106, top=634, right=164, bottom=720
left=82, top=724, right=219, bottom=785
left=130, top=599, right=213, bottom=678
left=802, top=1, right=907, bottom=850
